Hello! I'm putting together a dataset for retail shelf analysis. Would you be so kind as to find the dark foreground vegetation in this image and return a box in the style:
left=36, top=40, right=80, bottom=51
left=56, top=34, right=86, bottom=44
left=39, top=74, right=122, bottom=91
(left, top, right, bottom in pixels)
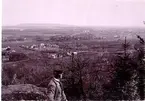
left=2, top=26, right=145, bottom=100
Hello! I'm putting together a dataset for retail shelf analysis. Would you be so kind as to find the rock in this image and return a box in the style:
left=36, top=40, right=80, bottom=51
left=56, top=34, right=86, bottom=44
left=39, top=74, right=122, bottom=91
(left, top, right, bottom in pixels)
left=2, top=84, right=47, bottom=100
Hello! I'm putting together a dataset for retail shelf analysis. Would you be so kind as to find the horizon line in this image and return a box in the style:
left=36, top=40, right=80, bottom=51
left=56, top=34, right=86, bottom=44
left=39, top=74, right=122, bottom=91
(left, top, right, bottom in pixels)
left=2, top=23, right=145, bottom=28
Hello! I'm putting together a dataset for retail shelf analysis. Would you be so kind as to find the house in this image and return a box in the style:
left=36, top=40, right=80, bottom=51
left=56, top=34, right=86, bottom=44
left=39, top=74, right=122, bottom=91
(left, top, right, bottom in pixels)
left=51, top=54, right=57, bottom=59
left=2, top=46, right=11, bottom=51
left=67, top=51, right=78, bottom=56
left=31, top=44, right=37, bottom=49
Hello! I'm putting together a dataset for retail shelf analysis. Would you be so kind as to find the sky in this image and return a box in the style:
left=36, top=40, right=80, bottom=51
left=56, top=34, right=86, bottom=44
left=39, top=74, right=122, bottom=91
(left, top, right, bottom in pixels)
left=2, top=0, right=145, bottom=27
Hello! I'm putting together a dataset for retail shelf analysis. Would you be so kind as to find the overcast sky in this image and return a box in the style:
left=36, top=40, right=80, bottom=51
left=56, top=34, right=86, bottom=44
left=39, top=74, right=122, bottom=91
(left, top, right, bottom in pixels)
left=2, top=0, right=145, bottom=27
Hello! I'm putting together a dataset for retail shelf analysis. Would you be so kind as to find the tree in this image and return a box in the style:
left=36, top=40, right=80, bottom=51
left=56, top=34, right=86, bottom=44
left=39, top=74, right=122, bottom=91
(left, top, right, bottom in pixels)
left=136, top=35, right=145, bottom=100
left=103, top=37, right=139, bottom=100
left=62, top=53, right=92, bottom=100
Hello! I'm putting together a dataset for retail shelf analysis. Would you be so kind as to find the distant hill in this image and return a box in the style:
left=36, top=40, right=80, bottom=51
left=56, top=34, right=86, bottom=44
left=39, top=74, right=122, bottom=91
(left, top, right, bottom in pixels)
left=2, top=23, right=145, bottom=39
left=2, top=23, right=82, bottom=30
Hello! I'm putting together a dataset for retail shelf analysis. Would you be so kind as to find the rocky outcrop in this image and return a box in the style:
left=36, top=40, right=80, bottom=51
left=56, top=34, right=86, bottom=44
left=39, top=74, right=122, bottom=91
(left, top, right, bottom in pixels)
left=2, top=84, right=47, bottom=100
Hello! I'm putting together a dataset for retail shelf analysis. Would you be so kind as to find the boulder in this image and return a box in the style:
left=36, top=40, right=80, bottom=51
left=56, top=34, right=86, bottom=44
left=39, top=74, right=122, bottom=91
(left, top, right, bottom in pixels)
left=2, top=84, right=47, bottom=100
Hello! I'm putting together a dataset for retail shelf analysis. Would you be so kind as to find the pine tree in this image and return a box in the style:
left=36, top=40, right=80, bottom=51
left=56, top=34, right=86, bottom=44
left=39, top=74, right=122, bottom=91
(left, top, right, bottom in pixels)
left=136, top=35, right=145, bottom=100
left=103, top=37, right=139, bottom=100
